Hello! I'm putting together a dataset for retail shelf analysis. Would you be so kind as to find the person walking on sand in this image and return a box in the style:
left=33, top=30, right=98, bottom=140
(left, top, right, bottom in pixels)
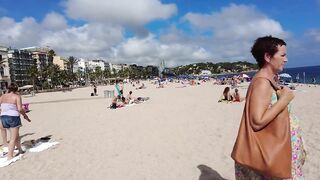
left=231, top=36, right=306, bottom=179
left=93, top=84, right=97, bottom=96
left=312, top=77, right=316, bottom=87
left=119, top=81, right=124, bottom=97
left=0, top=83, right=31, bottom=160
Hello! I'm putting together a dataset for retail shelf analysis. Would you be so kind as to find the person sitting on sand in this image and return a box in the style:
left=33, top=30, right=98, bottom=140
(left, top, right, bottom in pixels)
left=110, top=97, right=124, bottom=109
left=218, top=87, right=233, bottom=102
left=136, top=83, right=145, bottom=90
left=232, top=88, right=244, bottom=102
left=157, top=82, right=164, bottom=88
left=125, top=91, right=134, bottom=104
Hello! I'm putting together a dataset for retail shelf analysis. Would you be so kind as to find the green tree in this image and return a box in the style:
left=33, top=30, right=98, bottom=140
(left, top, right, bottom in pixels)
left=103, top=68, right=111, bottom=79
left=26, top=65, right=39, bottom=89
left=65, top=56, right=79, bottom=73
left=44, top=64, right=61, bottom=88
left=47, top=49, right=56, bottom=65
left=95, top=66, right=103, bottom=81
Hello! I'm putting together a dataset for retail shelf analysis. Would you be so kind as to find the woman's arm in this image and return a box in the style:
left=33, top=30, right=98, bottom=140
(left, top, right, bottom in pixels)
left=16, top=95, right=31, bottom=122
left=249, top=79, right=292, bottom=131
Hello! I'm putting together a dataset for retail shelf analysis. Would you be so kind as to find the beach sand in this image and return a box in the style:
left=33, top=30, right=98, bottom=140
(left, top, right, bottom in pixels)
left=0, top=81, right=319, bottom=179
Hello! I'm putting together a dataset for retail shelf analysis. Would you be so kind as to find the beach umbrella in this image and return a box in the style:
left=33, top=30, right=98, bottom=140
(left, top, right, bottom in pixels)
left=279, top=73, right=292, bottom=78
left=19, top=85, right=33, bottom=90
left=241, top=74, right=250, bottom=78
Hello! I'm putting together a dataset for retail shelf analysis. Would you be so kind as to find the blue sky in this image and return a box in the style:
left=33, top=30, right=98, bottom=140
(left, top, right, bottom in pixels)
left=0, top=0, right=319, bottom=67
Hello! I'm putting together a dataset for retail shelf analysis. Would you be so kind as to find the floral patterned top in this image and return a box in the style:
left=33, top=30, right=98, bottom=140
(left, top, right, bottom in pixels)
left=235, top=92, right=306, bottom=180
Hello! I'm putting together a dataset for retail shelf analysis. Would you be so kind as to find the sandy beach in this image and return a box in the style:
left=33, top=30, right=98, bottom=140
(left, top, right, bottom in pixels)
left=0, top=81, right=319, bottom=179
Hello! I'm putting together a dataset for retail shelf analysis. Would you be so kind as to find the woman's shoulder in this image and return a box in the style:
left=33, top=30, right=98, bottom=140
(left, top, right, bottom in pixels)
left=0, top=93, right=19, bottom=103
left=249, top=77, right=274, bottom=97
left=250, top=77, right=272, bottom=89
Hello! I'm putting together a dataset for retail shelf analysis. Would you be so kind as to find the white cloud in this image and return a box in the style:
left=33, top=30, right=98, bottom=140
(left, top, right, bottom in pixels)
left=0, top=17, right=42, bottom=47
left=305, top=29, right=320, bottom=42
left=179, top=4, right=291, bottom=63
left=0, top=14, right=125, bottom=60
left=183, top=4, right=288, bottom=39
left=1, top=3, right=318, bottom=67
left=40, top=23, right=124, bottom=58
left=42, top=12, right=68, bottom=30
left=112, top=35, right=212, bottom=67
left=64, top=0, right=177, bottom=26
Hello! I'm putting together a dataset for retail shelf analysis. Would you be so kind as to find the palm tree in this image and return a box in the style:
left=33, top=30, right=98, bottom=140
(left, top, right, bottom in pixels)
left=65, top=56, right=79, bottom=73
left=103, top=68, right=111, bottom=79
left=27, top=65, right=39, bottom=89
left=47, top=49, right=56, bottom=65
left=94, top=66, right=103, bottom=82
left=44, top=64, right=61, bottom=88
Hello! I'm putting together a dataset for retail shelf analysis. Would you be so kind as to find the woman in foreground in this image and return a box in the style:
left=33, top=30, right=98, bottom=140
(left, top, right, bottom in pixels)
left=0, top=83, right=31, bottom=160
left=231, top=36, right=306, bottom=179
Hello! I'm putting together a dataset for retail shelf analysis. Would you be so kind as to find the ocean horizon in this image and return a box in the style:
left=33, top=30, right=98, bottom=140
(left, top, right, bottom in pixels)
left=216, top=65, right=320, bottom=84
left=282, top=65, right=320, bottom=84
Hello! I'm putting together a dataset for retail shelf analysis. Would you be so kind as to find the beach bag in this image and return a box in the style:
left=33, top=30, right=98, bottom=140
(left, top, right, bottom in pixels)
left=231, top=78, right=292, bottom=178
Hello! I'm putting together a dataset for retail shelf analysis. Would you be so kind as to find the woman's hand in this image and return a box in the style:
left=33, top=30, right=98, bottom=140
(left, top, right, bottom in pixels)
left=276, top=86, right=294, bottom=103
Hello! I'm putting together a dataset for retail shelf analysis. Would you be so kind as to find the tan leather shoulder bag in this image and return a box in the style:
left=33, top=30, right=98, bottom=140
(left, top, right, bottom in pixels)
left=231, top=77, right=292, bottom=178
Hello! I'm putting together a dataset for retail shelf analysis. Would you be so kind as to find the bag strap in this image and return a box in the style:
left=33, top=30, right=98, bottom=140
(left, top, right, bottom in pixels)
left=254, top=76, right=280, bottom=91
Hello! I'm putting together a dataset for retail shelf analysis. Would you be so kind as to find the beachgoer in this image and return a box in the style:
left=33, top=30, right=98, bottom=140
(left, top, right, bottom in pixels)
left=119, top=81, right=124, bottom=97
left=218, top=87, right=232, bottom=102
left=231, top=36, right=306, bottom=179
left=126, top=91, right=135, bottom=104
left=93, top=84, right=97, bottom=96
left=136, top=83, right=145, bottom=90
left=110, top=97, right=124, bottom=109
left=0, top=83, right=31, bottom=160
left=312, top=77, right=316, bottom=87
left=115, top=80, right=122, bottom=98
left=232, top=88, right=243, bottom=102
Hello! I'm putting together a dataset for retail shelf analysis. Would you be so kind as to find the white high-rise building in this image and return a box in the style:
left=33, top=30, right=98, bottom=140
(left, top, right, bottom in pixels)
left=109, top=63, right=129, bottom=74
left=78, top=58, right=88, bottom=72
left=88, top=60, right=105, bottom=71
left=0, top=46, right=10, bottom=91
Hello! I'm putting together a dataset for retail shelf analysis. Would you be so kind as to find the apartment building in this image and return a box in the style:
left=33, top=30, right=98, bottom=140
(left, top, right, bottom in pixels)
left=0, top=46, right=10, bottom=90
left=7, top=49, right=34, bottom=87
left=88, top=60, right=106, bottom=71
left=109, top=63, right=129, bottom=73
left=21, top=46, right=50, bottom=72
left=53, top=56, right=66, bottom=70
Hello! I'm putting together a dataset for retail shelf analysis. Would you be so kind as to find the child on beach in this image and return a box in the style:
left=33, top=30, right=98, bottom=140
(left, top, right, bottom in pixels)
left=232, top=88, right=244, bottom=102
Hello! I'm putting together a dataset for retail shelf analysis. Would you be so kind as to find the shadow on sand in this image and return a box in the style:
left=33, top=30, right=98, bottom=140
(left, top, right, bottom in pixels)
left=197, top=164, right=229, bottom=180
left=21, top=135, right=52, bottom=149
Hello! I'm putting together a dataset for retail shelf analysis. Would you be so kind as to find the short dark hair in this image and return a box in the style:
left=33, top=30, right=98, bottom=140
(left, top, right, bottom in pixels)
left=129, top=91, right=132, bottom=94
left=8, top=83, right=18, bottom=93
left=251, top=35, right=286, bottom=68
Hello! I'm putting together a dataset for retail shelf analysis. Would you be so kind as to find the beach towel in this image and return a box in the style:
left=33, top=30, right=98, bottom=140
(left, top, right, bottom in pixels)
left=0, top=154, right=23, bottom=167
left=0, top=139, right=59, bottom=167
left=0, top=147, right=19, bottom=158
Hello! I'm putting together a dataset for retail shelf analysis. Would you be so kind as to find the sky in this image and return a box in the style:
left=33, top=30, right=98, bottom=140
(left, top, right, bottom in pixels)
left=0, top=0, right=319, bottom=68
